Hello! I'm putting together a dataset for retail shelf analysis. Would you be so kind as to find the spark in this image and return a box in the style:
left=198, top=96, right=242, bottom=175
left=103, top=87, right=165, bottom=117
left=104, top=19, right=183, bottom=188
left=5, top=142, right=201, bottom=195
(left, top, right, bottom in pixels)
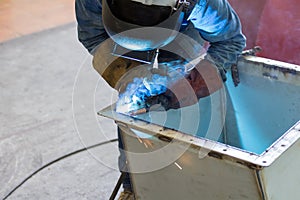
left=174, top=162, right=183, bottom=170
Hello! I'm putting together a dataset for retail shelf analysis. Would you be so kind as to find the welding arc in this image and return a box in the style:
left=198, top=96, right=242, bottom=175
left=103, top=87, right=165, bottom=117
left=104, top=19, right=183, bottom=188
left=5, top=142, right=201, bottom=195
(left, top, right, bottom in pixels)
left=2, top=138, right=118, bottom=200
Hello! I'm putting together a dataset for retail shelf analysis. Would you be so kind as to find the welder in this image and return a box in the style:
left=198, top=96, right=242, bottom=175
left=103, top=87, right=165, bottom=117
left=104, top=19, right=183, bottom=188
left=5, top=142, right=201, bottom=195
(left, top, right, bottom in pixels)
left=75, top=0, right=246, bottom=199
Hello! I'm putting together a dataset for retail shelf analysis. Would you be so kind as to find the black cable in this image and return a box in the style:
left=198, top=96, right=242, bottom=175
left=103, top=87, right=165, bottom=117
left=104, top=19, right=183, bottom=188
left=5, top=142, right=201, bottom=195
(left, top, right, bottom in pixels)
left=3, top=138, right=118, bottom=200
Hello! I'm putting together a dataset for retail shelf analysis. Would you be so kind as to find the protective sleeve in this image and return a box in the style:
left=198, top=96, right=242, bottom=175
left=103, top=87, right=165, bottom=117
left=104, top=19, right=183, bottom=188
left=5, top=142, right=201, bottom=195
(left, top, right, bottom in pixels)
left=75, top=0, right=109, bottom=54
left=188, top=0, right=246, bottom=75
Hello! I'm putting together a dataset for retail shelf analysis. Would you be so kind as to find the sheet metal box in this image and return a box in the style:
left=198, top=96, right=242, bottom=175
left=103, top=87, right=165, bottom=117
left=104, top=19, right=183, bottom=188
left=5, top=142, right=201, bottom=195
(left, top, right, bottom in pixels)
left=99, top=56, right=300, bottom=200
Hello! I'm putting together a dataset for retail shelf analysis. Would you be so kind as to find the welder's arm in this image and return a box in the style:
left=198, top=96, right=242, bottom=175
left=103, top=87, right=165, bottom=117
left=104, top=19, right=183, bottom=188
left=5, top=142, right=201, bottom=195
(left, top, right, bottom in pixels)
left=188, top=0, right=246, bottom=80
left=75, top=0, right=108, bottom=54
left=152, top=59, right=223, bottom=110
left=76, top=0, right=141, bottom=88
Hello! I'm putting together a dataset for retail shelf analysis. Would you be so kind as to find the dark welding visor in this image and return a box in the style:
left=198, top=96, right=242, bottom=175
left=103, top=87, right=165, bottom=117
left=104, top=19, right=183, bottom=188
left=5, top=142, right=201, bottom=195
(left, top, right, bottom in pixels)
left=102, top=0, right=184, bottom=51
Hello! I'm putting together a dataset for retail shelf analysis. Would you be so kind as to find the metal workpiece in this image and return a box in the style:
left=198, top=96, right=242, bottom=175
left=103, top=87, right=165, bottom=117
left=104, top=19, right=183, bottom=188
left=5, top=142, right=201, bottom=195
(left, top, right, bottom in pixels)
left=98, top=56, right=300, bottom=199
left=99, top=104, right=300, bottom=166
left=99, top=104, right=300, bottom=199
left=238, top=55, right=300, bottom=84
left=256, top=129, right=300, bottom=200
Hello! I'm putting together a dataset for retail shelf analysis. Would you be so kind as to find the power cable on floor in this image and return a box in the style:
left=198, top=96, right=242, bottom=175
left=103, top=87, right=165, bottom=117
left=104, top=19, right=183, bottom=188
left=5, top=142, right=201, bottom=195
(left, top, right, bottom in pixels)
left=3, top=138, right=118, bottom=200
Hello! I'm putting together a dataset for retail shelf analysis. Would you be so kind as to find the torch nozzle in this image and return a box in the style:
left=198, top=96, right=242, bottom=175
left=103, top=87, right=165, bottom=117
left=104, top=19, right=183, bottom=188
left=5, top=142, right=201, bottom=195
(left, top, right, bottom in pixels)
left=150, top=49, right=168, bottom=76
left=153, top=49, right=159, bottom=69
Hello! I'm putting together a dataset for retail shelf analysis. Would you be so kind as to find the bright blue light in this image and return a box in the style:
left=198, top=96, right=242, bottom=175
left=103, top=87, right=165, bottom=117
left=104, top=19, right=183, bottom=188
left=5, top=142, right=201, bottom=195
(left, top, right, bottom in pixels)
left=116, top=61, right=187, bottom=113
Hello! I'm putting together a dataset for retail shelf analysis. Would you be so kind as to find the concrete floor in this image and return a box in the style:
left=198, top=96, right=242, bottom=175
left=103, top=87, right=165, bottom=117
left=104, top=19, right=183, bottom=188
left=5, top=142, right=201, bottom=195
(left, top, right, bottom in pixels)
left=0, top=0, right=75, bottom=42
left=0, top=23, right=121, bottom=199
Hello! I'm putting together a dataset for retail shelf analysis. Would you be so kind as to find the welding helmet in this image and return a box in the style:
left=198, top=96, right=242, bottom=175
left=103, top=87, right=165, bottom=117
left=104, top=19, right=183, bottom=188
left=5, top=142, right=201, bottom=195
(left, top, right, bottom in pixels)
left=102, top=0, right=185, bottom=51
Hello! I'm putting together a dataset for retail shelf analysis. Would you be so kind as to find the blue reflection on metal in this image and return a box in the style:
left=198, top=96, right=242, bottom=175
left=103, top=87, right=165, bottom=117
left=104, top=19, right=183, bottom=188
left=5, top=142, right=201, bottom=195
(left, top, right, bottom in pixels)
left=225, top=73, right=300, bottom=154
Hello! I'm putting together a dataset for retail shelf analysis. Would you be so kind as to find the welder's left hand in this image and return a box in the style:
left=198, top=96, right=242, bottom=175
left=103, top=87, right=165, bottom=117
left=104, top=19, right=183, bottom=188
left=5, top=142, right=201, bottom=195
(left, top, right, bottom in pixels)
left=150, top=59, right=224, bottom=110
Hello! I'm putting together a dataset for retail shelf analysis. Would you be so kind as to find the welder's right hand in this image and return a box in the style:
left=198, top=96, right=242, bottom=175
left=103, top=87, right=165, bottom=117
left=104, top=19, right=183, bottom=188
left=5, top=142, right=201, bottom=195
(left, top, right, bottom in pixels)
left=150, top=59, right=224, bottom=110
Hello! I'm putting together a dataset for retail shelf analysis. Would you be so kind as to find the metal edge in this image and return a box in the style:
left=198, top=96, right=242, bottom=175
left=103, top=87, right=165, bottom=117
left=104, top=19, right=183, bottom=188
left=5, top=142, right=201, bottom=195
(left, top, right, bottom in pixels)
left=238, top=56, right=300, bottom=85
left=241, top=56, right=300, bottom=73
left=255, top=170, right=267, bottom=200
left=98, top=105, right=265, bottom=168
left=254, top=120, right=300, bottom=166
left=97, top=56, right=300, bottom=168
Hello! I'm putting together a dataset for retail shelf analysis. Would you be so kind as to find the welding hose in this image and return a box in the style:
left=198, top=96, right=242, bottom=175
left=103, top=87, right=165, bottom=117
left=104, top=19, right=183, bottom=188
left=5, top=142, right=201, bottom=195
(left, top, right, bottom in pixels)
left=2, top=138, right=118, bottom=200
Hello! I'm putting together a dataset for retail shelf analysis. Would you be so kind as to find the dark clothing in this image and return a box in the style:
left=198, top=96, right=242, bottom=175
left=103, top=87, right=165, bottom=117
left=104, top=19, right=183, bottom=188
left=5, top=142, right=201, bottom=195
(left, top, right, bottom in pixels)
left=75, top=0, right=246, bottom=72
